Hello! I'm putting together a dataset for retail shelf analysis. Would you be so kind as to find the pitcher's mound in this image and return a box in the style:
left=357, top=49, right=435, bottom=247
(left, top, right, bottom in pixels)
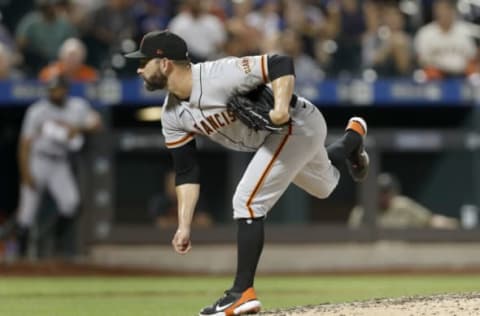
left=261, top=292, right=480, bottom=316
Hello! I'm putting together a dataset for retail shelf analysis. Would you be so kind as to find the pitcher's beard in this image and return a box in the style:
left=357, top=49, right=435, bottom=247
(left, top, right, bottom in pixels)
left=143, top=72, right=167, bottom=91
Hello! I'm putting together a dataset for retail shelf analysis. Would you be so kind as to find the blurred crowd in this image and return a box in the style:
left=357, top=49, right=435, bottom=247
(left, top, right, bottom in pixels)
left=0, top=0, right=480, bottom=82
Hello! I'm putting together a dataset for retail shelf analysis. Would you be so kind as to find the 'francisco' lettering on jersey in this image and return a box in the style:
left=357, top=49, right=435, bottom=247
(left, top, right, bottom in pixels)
left=193, top=110, right=236, bottom=135
left=161, top=55, right=272, bottom=151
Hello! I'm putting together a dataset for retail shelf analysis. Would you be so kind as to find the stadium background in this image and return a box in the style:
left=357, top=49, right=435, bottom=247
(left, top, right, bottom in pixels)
left=1, top=0, right=480, bottom=315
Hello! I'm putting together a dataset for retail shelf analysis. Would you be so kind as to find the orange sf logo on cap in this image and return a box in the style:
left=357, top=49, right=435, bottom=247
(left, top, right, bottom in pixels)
left=156, top=49, right=163, bottom=55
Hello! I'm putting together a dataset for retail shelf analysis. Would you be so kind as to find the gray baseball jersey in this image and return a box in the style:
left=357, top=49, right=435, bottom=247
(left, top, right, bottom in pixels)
left=162, top=55, right=339, bottom=218
left=21, top=97, right=92, bottom=157
left=17, top=97, right=94, bottom=227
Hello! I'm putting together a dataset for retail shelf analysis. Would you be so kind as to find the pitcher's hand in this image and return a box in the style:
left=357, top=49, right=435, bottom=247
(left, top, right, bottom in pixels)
left=172, top=228, right=191, bottom=254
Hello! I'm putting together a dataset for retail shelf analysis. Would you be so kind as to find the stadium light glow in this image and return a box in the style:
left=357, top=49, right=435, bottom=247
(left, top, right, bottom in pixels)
left=136, top=106, right=163, bottom=121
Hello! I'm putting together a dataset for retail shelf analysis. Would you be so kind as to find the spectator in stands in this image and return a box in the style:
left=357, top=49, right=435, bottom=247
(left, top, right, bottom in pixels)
left=244, top=0, right=282, bottom=53
left=224, top=0, right=262, bottom=56
left=325, top=0, right=367, bottom=76
left=148, top=170, right=213, bottom=229
left=348, top=172, right=459, bottom=229
left=0, top=16, right=24, bottom=71
left=15, top=0, right=78, bottom=74
left=414, top=0, right=478, bottom=80
left=205, top=0, right=228, bottom=22
left=134, top=0, right=170, bottom=37
left=0, top=0, right=36, bottom=41
left=38, top=38, right=98, bottom=83
left=362, top=3, right=412, bottom=77
left=278, top=29, right=323, bottom=86
left=86, top=0, right=137, bottom=69
left=0, top=43, right=23, bottom=81
left=0, top=16, right=17, bottom=56
left=283, top=0, right=327, bottom=58
left=168, top=0, right=226, bottom=62
left=55, top=0, right=92, bottom=32
left=222, top=31, right=256, bottom=58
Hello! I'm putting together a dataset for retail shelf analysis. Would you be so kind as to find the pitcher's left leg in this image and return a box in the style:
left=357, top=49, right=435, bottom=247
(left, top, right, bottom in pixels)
left=200, top=130, right=321, bottom=316
left=232, top=130, right=320, bottom=219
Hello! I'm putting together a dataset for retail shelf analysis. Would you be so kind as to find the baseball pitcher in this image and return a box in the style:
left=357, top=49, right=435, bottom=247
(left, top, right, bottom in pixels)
left=126, top=30, right=368, bottom=316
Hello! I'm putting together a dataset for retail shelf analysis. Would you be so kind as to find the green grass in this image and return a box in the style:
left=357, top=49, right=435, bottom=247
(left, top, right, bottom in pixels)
left=0, top=275, right=479, bottom=316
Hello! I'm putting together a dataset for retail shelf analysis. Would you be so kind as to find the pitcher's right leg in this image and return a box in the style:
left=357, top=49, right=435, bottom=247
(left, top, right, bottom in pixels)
left=345, top=117, right=369, bottom=182
left=293, top=148, right=340, bottom=199
left=326, top=117, right=369, bottom=182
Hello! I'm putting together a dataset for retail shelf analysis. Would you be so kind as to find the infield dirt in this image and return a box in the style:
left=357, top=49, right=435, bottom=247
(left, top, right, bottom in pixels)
left=261, top=292, right=480, bottom=316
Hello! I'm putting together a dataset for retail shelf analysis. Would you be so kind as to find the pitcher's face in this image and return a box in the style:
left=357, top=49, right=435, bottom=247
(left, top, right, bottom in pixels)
left=137, top=58, right=168, bottom=91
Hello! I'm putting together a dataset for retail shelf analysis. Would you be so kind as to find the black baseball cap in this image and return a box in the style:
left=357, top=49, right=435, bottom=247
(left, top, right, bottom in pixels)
left=125, top=30, right=189, bottom=61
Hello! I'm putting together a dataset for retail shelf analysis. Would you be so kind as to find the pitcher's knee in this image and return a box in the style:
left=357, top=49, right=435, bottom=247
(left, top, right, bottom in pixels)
left=232, top=191, right=267, bottom=219
left=232, top=191, right=248, bottom=219
left=317, top=187, right=335, bottom=199
left=232, top=206, right=267, bottom=219
left=311, top=184, right=336, bottom=199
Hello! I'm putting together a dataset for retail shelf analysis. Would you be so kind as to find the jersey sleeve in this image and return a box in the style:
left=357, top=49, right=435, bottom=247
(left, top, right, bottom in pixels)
left=220, top=54, right=269, bottom=95
left=20, top=105, right=41, bottom=139
left=161, top=99, right=195, bottom=149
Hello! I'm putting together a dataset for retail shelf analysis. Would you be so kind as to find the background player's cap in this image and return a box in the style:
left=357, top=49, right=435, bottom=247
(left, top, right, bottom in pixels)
left=125, top=30, right=189, bottom=61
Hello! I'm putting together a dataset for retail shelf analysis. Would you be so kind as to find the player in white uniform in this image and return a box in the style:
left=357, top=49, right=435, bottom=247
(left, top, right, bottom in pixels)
left=12, top=76, right=101, bottom=258
left=126, top=30, right=369, bottom=316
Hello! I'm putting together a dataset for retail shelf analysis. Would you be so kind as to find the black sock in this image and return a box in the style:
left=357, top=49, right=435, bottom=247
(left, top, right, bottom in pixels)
left=327, top=131, right=362, bottom=168
left=231, top=217, right=265, bottom=293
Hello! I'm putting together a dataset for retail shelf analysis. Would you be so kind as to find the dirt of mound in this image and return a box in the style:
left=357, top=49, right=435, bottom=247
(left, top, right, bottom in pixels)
left=261, top=293, right=480, bottom=316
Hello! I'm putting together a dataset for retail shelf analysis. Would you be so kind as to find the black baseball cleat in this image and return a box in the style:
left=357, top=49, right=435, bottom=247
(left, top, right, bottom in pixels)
left=199, top=287, right=261, bottom=316
left=345, top=117, right=369, bottom=182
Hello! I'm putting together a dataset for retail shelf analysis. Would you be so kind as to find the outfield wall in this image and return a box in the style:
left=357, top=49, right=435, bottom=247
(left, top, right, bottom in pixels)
left=90, top=242, right=480, bottom=274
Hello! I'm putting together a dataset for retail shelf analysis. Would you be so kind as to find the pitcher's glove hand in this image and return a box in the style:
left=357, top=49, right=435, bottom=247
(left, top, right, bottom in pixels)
left=227, top=85, right=288, bottom=132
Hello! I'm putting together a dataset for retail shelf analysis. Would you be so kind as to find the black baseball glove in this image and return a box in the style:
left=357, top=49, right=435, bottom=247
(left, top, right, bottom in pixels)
left=226, top=85, right=288, bottom=132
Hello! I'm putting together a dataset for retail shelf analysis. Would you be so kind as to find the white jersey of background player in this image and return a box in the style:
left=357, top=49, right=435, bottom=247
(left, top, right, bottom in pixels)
left=14, top=76, right=101, bottom=257
left=126, top=30, right=369, bottom=316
